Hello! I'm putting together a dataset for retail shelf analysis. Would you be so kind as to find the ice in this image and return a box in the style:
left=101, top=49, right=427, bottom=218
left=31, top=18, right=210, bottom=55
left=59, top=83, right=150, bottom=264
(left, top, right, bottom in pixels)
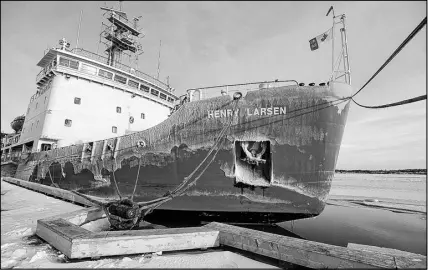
left=1, top=178, right=278, bottom=268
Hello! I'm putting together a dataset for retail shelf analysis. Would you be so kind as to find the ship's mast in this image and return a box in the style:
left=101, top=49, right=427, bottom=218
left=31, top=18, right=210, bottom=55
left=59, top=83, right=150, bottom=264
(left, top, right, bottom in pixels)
left=99, top=3, right=144, bottom=68
left=329, top=13, right=351, bottom=85
left=339, top=14, right=351, bottom=85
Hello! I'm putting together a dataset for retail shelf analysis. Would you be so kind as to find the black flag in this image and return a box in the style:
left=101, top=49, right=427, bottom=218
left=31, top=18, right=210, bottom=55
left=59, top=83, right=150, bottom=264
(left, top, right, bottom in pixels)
left=326, top=6, right=333, bottom=17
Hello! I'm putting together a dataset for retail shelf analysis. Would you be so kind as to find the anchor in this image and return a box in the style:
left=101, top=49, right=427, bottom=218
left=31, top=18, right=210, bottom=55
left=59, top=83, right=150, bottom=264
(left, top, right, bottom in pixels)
left=240, top=141, right=267, bottom=166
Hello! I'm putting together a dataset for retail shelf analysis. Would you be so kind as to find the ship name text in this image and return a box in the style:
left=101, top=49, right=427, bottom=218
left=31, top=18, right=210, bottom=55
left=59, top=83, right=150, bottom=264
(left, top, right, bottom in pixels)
left=207, top=107, right=286, bottom=118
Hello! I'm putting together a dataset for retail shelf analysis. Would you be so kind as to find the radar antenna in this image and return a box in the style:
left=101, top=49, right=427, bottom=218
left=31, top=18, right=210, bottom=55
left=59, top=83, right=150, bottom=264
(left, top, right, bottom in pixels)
left=99, top=2, right=144, bottom=68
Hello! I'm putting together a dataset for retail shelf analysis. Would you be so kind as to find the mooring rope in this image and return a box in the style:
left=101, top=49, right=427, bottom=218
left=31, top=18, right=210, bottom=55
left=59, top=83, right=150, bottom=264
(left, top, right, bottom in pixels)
left=130, top=155, right=142, bottom=201
left=111, top=161, right=122, bottom=199
left=351, top=17, right=427, bottom=108
left=137, top=99, right=239, bottom=205
left=6, top=96, right=349, bottom=178
left=352, top=94, right=427, bottom=109
left=124, top=98, right=241, bottom=228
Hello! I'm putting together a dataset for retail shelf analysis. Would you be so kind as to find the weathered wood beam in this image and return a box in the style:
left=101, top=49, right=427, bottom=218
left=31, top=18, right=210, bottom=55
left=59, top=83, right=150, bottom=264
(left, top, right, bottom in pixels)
left=347, top=243, right=426, bottom=269
left=205, top=222, right=426, bottom=269
left=70, top=227, right=219, bottom=258
left=2, top=177, right=96, bottom=207
left=36, top=207, right=220, bottom=259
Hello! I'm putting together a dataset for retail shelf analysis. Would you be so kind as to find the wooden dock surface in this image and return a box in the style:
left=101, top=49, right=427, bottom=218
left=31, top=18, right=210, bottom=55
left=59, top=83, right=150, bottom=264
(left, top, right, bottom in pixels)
left=3, top=176, right=426, bottom=268
left=204, top=222, right=426, bottom=269
left=2, top=176, right=96, bottom=207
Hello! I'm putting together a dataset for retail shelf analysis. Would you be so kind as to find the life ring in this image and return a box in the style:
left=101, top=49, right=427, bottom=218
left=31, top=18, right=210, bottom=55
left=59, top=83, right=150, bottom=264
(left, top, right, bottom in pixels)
left=136, top=140, right=146, bottom=148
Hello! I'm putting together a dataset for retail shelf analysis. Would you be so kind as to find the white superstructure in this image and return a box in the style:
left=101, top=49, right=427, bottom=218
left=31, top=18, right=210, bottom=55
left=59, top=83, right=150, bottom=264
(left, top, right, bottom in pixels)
left=1, top=5, right=178, bottom=163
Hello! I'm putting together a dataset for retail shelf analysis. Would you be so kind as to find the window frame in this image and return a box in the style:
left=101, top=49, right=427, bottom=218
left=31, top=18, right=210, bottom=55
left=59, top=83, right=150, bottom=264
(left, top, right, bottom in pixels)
left=140, top=84, right=150, bottom=92
left=98, top=69, right=113, bottom=80
left=114, top=74, right=127, bottom=84
left=69, top=60, right=79, bottom=70
left=59, top=57, right=70, bottom=67
left=128, top=79, right=139, bottom=89
left=64, top=119, right=72, bottom=127
left=151, top=89, right=159, bottom=97
left=80, top=63, right=97, bottom=75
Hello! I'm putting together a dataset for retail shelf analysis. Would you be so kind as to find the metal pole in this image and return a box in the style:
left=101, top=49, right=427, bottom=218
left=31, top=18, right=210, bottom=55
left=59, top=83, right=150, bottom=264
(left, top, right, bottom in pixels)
left=331, top=9, right=335, bottom=76
left=75, top=10, right=83, bottom=50
left=341, top=15, right=351, bottom=85
left=156, top=40, right=162, bottom=80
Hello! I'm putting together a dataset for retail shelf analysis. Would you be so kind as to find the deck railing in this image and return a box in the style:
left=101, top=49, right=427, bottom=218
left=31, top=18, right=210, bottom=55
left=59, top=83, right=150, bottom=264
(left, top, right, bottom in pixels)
left=71, top=48, right=170, bottom=91
left=1, top=134, right=21, bottom=148
left=36, top=64, right=55, bottom=83
left=184, top=80, right=299, bottom=102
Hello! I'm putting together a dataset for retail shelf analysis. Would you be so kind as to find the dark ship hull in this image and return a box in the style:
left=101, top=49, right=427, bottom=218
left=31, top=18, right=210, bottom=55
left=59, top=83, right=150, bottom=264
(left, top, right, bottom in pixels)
left=13, top=82, right=352, bottom=223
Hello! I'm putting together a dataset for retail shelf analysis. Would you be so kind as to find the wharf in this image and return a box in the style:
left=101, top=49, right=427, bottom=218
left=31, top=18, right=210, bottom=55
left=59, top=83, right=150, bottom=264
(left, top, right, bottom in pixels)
left=2, top=177, right=426, bottom=269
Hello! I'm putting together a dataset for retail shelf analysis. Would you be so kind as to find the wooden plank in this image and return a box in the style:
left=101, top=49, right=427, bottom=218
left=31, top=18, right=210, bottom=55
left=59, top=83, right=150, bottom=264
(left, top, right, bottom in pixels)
left=204, top=222, right=426, bottom=269
left=2, top=177, right=97, bottom=207
left=42, top=206, right=106, bottom=226
left=34, top=200, right=220, bottom=259
left=70, top=227, right=220, bottom=258
left=347, top=243, right=425, bottom=258
left=36, top=219, right=91, bottom=258
left=348, top=243, right=427, bottom=269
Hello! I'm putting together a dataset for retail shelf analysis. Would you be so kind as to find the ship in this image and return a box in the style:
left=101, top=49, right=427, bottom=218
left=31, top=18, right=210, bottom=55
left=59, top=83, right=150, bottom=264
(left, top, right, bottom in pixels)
left=1, top=5, right=352, bottom=224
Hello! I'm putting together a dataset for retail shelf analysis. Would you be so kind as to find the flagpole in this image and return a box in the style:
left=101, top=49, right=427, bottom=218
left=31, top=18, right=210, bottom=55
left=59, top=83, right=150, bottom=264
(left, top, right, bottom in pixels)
left=75, top=10, right=83, bottom=50
left=156, top=40, right=162, bottom=80
left=331, top=8, right=335, bottom=77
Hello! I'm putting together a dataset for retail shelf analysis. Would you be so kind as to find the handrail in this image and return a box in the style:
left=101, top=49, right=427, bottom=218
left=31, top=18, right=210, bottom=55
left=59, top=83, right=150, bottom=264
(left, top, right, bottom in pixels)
left=182, top=79, right=299, bottom=102
left=71, top=48, right=170, bottom=91
left=36, top=63, right=55, bottom=83
left=186, top=80, right=298, bottom=91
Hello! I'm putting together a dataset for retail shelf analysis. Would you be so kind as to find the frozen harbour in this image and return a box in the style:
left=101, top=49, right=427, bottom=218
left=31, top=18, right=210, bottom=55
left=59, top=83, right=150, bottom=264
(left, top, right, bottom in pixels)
left=1, top=174, right=426, bottom=268
left=0, top=178, right=278, bottom=269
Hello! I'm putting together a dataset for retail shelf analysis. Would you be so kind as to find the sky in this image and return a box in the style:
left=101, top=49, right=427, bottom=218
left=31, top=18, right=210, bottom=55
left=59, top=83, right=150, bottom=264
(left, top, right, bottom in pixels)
left=1, top=1, right=426, bottom=170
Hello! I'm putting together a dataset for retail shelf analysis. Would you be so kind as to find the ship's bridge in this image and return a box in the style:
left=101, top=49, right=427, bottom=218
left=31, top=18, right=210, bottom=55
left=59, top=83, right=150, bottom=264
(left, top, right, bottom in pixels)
left=35, top=47, right=178, bottom=109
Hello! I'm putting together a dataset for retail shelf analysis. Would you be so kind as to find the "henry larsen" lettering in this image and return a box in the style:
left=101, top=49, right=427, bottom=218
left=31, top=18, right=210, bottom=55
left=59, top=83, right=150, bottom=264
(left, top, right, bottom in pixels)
left=207, top=107, right=286, bottom=118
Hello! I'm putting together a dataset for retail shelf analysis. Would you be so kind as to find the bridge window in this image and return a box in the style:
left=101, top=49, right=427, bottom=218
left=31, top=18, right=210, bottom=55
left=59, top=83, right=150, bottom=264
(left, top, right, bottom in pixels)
left=141, top=113, right=145, bottom=119
left=159, top=93, right=167, bottom=100
left=151, top=89, right=159, bottom=97
left=41, top=144, right=51, bottom=151
left=140, top=84, right=149, bottom=92
left=65, top=119, right=72, bottom=127
left=116, top=106, right=122, bottom=113
left=114, top=74, right=127, bottom=84
left=98, top=69, right=113, bottom=80
left=112, top=126, right=117, bottom=133
left=69, top=60, right=79, bottom=69
left=59, top=57, right=69, bottom=67
left=128, top=80, right=139, bottom=89
left=74, top=97, right=81, bottom=104
left=81, top=63, right=97, bottom=75
left=59, top=57, right=79, bottom=70
left=167, top=97, right=174, bottom=103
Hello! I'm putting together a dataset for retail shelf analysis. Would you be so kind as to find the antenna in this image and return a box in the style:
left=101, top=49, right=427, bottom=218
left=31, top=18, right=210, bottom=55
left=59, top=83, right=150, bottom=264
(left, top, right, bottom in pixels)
left=99, top=4, right=143, bottom=68
left=326, top=6, right=335, bottom=74
left=75, top=10, right=83, bottom=50
left=156, top=40, right=162, bottom=80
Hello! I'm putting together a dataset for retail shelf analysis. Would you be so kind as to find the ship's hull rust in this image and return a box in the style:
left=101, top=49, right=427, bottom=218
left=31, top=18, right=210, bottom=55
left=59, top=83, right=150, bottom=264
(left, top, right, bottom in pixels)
left=14, top=82, right=352, bottom=223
